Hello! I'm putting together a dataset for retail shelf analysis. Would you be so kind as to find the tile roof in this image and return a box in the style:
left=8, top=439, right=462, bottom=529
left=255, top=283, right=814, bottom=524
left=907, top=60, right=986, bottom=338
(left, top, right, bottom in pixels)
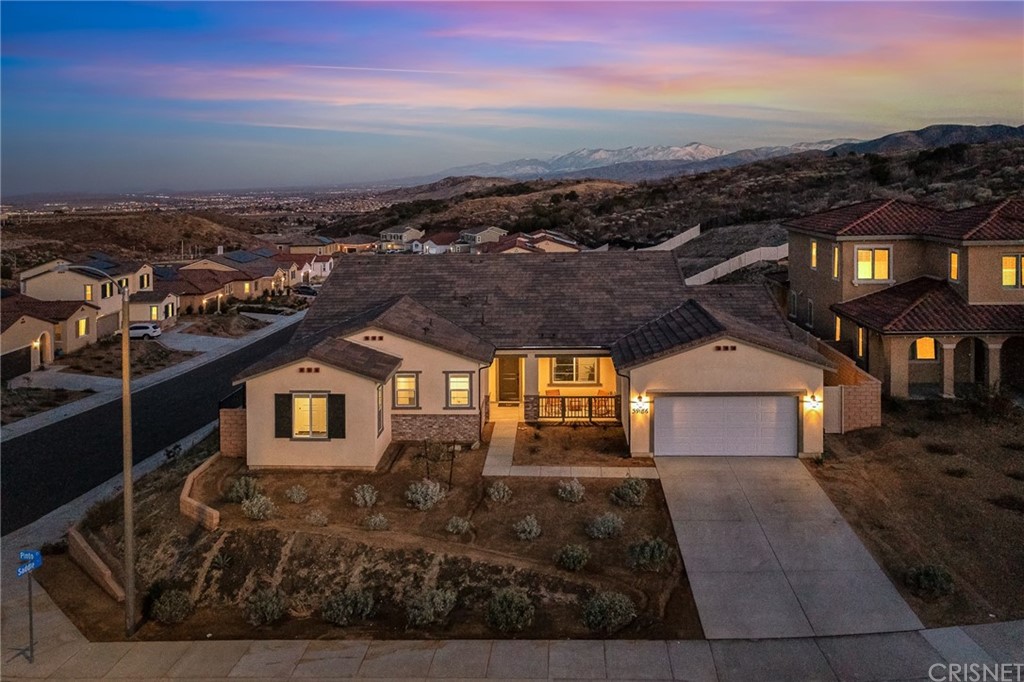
left=461, top=225, right=506, bottom=236
left=298, top=253, right=794, bottom=350
left=832, top=277, right=1024, bottom=334
left=272, top=253, right=316, bottom=267
left=610, top=299, right=830, bottom=369
left=785, top=198, right=1024, bottom=242
left=335, top=234, right=380, bottom=245
left=417, top=231, right=463, bottom=246
left=236, top=335, right=402, bottom=384
left=154, top=268, right=245, bottom=296
left=1, top=294, right=96, bottom=332
left=129, top=291, right=175, bottom=303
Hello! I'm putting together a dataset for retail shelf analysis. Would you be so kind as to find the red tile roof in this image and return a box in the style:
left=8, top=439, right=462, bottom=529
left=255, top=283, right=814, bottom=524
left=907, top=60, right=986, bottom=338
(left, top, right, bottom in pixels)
left=272, top=253, right=315, bottom=267
left=416, top=231, right=463, bottom=246
left=832, top=277, right=1024, bottom=334
left=1, top=294, right=97, bottom=332
left=930, top=198, right=1024, bottom=241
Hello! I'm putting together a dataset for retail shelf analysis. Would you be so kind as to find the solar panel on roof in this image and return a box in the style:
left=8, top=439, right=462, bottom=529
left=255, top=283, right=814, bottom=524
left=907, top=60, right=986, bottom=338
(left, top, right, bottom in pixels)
left=223, top=251, right=260, bottom=263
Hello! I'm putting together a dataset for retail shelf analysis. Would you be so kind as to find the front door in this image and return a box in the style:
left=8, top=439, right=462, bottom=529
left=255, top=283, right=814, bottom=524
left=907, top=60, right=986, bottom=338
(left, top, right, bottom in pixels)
left=497, top=356, right=520, bottom=403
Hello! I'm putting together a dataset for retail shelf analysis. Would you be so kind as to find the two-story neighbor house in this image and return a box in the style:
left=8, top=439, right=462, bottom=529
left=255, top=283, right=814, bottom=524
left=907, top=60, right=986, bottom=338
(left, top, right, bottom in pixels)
left=19, top=254, right=155, bottom=337
left=379, top=227, right=425, bottom=252
left=228, top=253, right=836, bottom=470
left=1, top=291, right=99, bottom=378
left=459, top=226, right=508, bottom=246
left=335, top=234, right=379, bottom=253
left=785, top=198, right=1024, bottom=398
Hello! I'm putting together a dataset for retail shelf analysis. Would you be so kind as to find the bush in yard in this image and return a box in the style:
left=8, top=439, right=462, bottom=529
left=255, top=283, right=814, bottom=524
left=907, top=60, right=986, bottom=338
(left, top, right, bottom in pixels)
left=226, top=476, right=260, bottom=503
left=364, top=513, right=388, bottom=530
left=151, top=589, right=193, bottom=625
left=512, top=514, right=541, bottom=541
left=610, top=477, right=648, bottom=507
left=629, top=537, right=670, bottom=570
left=557, top=478, right=586, bottom=503
left=486, top=588, right=535, bottom=633
left=284, top=485, right=308, bottom=504
left=582, top=592, right=637, bottom=633
left=555, top=544, right=590, bottom=571
left=352, top=484, right=378, bottom=508
left=243, top=589, right=287, bottom=626
left=406, top=588, right=458, bottom=627
left=306, top=509, right=328, bottom=527
left=241, top=494, right=276, bottom=521
left=445, top=516, right=472, bottom=535
left=321, top=589, right=376, bottom=626
left=586, top=512, right=625, bottom=539
left=406, top=479, right=445, bottom=510
left=904, top=565, right=954, bottom=597
left=487, top=481, right=512, bottom=503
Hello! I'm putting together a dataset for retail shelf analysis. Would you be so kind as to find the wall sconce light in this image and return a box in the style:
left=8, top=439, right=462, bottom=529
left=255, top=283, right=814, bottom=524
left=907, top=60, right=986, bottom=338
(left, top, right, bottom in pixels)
left=31, top=340, right=41, bottom=349
left=804, top=394, right=822, bottom=410
left=631, top=393, right=650, bottom=415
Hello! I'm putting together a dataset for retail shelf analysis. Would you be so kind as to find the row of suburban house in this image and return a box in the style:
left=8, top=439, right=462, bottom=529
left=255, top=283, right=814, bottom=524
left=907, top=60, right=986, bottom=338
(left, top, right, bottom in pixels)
left=1, top=246, right=335, bottom=380
left=380, top=226, right=585, bottom=254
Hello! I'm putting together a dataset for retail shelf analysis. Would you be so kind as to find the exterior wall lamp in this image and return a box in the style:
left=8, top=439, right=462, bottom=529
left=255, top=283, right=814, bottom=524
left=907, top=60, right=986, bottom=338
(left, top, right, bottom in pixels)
left=631, top=393, right=650, bottom=414
left=804, top=394, right=822, bottom=410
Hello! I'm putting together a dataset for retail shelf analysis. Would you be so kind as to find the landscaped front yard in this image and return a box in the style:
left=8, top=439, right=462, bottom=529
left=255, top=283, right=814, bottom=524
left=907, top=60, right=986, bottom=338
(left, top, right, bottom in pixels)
left=512, top=424, right=654, bottom=468
left=54, top=338, right=197, bottom=378
left=809, top=398, right=1024, bottom=627
left=180, top=312, right=269, bottom=338
left=0, top=385, right=94, bottom=424
left=36, top=433, right=700, bottom=641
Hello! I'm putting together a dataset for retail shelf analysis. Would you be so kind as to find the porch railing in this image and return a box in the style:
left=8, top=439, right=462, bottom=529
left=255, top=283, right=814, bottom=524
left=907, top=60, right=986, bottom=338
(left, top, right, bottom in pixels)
left=538, top=395, right=620, bottom=421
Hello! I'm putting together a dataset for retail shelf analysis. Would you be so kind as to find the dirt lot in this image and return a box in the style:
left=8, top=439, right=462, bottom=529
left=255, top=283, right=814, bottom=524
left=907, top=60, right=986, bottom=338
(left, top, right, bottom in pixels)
left=38, top=435, right=699, bottom=641
left=54, top=338, right=197, bottom=378
left=0, top=386, right=93, bottom=424
left=181, top=313, right=269, bottom=338
left=809, top=398, right=1024, bottom=627
left=513, top=424, right=654, bottom=468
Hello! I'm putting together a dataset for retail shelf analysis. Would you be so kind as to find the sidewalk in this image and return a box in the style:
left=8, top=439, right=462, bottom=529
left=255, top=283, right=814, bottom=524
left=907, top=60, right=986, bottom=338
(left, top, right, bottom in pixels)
left=0, top=311, right=304, bottom=444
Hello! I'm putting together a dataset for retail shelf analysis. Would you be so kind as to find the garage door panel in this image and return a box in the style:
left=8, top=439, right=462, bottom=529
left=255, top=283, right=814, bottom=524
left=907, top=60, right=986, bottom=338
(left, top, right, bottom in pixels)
left=654, top=395, right=797, bottom=457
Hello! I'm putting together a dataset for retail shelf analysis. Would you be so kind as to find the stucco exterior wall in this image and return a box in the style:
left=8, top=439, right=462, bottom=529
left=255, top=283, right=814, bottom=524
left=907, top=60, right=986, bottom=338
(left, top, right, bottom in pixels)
left=966, top=245, right=1024, bottom=304
left=23, top=270, right=120, bottom=320
left=1, top=316, right=53, bottom=366
left=536, top=356, right=617, bottom=396
left=244, top=360, right=390, bottom=469
left=344, top=327, right=484, bottom=416
left=627, top=337, right=824, bottom=457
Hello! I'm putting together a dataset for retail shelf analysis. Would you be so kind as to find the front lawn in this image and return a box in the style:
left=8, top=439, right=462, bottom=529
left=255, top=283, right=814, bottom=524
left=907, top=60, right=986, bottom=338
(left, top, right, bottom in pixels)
left=808, top=397, right=1024, bottom=627
left=512, top=423, right=654, bottom=468
left=37, top=435, right=699, bottom=641
left=0, top=385, right=94, bottom=424
left=54, top=338, right=197, bottom=378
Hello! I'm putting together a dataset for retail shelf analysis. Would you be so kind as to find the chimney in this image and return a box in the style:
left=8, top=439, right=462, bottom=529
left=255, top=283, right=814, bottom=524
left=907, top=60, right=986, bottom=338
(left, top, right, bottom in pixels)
left=216, top=245, right=224, bottom=255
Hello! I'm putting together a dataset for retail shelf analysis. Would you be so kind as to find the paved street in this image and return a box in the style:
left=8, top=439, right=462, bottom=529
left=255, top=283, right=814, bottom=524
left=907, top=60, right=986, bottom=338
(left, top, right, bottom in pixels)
left=657, top=457, right=923, bottom=639
left=0, top=323, right=297, bottom=535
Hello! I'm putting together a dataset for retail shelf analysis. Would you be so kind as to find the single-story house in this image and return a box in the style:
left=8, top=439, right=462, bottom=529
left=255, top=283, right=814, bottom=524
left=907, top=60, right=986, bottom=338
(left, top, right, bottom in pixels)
left=411, top=232, right=463, bottom=255
left=129, top=291, right=179, bottom=327
left=229, top=253, right=832, bottom=469
left=1, top=292, right=99, bottom=378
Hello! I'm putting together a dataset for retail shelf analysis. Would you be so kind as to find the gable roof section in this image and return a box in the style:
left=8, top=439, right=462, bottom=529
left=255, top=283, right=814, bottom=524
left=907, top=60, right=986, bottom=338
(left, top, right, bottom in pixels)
left=930, top=198, right=1024, bottom=241
left=130, top=291, right=176, bottom=304
left=784, top=199, right=944, bottom=238
left=235, top=335, right=402, bottom=384
left=335, top=234, right=379, bottom=245
left=610, top=299, right=830, bottom=370
left=832, top=277, right=1024, bottom=334
left=1, top=294, right=97, bottom=332
left=417, top=231, right=462, bottom=246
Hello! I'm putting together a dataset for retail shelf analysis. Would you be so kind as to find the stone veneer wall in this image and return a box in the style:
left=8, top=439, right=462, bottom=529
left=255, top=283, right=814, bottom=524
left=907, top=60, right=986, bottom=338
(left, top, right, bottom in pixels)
left=392, top=414, right=480, bottom=442
left=219, top=408, right=247, bottom=458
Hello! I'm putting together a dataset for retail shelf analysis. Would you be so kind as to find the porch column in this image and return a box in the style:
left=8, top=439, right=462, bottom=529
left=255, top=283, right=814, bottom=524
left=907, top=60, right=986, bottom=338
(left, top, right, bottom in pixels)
left=523, top=354, right=539, bottom=421
left=940, top=341, right=957, bottom=399
left=885, top=336, right=912, bottom=399
left=985, top=337, right=1007, bottom=394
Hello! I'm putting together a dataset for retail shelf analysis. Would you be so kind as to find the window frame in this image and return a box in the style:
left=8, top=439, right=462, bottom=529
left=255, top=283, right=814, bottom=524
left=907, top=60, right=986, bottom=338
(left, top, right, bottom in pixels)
left=550, top=356, right=600, bottom=385
left=787, top=291, right=798, bottom=320
left=810, top=239, right=818, bottom=270
left=291, top=391, right=330, bottom=440
left=117, top=277, right=129, bottom=292
left=392, top=372, right=420, bottom=409
left=911, top=337, right=938, bottom=362
left=948, top=250, right=960, bottom=282
left=444, top=371, right=474, bottom=409
left=376, top=384, right=385, bottom=435
left=834, top=315, right=842, bottom=342
left=139, top=273, right=151, bottom=289
left=100, top=282, right=115, bottom=299
left=854, top=246, right=893, bottom=283
left=1002, top=254, right=1023, bottom=288
left=857, top=327, right=865, bottom=358
left=83, top=284, right=94, bottom=302
left=831, top=244, right=840, bottom=280
left=75, top=318, right=89, bottom=338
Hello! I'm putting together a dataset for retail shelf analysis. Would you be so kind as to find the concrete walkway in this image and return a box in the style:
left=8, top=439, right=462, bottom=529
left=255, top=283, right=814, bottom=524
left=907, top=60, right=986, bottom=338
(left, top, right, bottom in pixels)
left=657, top=457, right=923, bottom=640
left=482, top=420, right=659, bottom=479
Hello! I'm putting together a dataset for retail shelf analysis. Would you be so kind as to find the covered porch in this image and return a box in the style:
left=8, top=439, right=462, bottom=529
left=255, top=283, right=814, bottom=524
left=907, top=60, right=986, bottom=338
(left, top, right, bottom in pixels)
left=883, top=334, right=1021, bottom=399
left=483, top=351, right=625, bottom=423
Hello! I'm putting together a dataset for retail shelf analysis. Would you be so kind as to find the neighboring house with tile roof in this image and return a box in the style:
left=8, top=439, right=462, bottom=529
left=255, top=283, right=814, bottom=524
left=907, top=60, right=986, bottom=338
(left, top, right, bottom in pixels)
left=335, top=234, right=380, bottom=253
left=379, top=226, right=425, bottom=252
left=459, top=225, right=508, bottom=245
left=18, top=257, right=155, bottom=337
left=128, top=290, right=179, bottom=327
left=411, top=231, right=463, bottom=255
left=1, top=291, right=99, bottom=378
left=180, top=253, right=295, bottom=298
left=784, top=198, right=1024, bottom=398
left=228, top=253, right=836, bottom=469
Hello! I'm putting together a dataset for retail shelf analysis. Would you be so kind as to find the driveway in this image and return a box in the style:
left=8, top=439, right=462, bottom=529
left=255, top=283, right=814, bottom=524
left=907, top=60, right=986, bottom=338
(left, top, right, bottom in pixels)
left=657, top=457, right=923, bottom=639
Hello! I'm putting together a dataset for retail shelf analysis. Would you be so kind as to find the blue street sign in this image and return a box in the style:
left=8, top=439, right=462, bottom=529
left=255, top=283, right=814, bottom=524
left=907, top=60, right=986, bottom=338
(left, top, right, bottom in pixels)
left=16, top=550, right=42, bottom=577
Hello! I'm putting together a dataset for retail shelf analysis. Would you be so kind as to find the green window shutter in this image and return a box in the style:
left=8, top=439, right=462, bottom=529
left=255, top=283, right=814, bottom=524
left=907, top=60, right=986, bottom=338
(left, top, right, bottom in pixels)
left=274, top=394, right=291, bottom=438
left=327, top=394, right=346, bottom=439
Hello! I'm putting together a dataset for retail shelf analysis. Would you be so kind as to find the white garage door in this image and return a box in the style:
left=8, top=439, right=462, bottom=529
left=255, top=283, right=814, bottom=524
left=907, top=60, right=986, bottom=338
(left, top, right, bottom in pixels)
left=653, top=395, right=798, bottom=457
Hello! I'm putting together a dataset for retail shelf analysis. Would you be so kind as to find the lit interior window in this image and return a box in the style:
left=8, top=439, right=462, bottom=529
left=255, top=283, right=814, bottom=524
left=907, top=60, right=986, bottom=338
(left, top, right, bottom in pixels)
left=810, top=240, right=818, bottom=269
left=1003, top=255, right=1021, bottom=287
left=857, top=327, right=864, bottom=357
left=834, top=316, right=841, bottom=342
left=76, top=318, right=88, bottom=337
left=150, top=306, right=159, bottom=321
left=447, top=374, right=471, bottom=407
left=914, top=338, right=937, bottom=361
left=832, top=245, right=840, bottom=279
left=856, top=248, right=890, bottom=281
left=293, top=393, right=328, bottom=438
left=395, top=374, right=418, bottom=406
left=949, top=252, right=959, bottom=281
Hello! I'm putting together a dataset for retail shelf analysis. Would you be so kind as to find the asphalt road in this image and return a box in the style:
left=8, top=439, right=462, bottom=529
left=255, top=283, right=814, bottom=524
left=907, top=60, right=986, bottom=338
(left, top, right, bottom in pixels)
left=0, top=325, right=295, bottom=535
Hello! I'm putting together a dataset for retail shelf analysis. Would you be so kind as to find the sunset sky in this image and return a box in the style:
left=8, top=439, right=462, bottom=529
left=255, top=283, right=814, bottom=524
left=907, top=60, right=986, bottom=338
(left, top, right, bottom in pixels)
left=2, top=1, right=1021, bottom=195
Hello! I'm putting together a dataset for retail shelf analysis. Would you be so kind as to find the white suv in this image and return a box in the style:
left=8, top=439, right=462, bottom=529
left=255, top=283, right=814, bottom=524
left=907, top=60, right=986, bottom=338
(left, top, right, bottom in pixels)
left=128, top=322, right=162, bottom=340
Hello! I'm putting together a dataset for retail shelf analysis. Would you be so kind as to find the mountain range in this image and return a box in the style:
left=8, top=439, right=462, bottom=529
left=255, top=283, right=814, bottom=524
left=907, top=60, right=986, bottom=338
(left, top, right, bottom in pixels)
left=396, top=124, right=1023, bottom=185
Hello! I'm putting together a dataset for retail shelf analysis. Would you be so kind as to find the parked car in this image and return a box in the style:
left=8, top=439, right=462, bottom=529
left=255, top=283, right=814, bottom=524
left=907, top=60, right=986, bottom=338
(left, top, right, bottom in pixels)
left=294, top=285, right=318, bottom=297
left=128, top=322, right=162, bottom=340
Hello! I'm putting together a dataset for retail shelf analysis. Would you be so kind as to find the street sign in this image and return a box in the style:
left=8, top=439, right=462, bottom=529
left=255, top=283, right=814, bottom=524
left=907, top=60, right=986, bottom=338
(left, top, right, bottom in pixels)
left=19, top=550, right=41, bottom=564
left=16, top=550, right=42, bottom=577
left=15, top=549, right=42, bottom=664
